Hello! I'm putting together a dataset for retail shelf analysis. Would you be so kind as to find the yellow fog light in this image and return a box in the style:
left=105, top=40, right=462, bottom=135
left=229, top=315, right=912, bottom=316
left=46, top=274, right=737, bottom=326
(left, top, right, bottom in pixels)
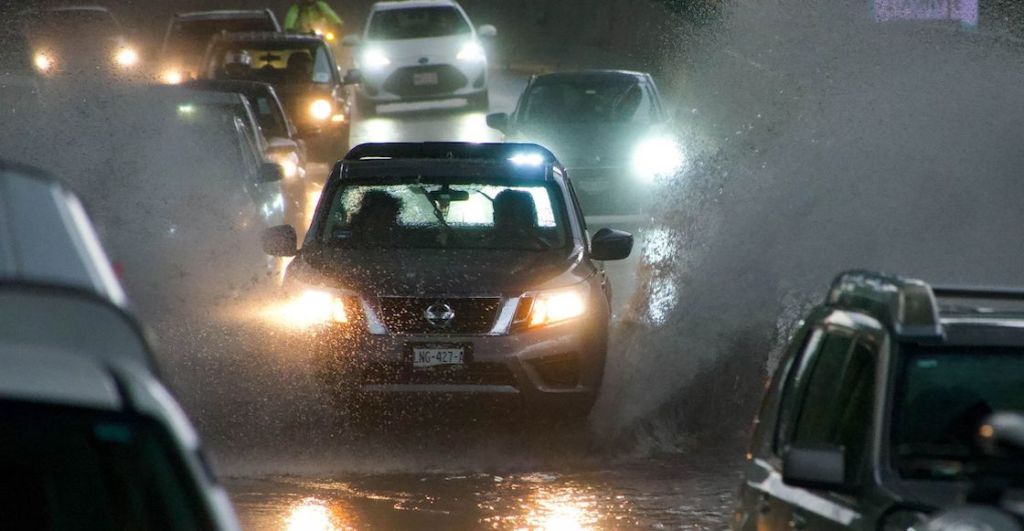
left=309, top=99, right=332, bottom=121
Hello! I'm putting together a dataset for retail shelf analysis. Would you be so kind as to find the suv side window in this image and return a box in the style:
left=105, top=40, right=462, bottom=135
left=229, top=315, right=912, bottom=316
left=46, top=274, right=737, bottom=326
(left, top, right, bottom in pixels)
left=774, top=328, right=824, bottom=454
left=793, top=336, right=876, bottom=475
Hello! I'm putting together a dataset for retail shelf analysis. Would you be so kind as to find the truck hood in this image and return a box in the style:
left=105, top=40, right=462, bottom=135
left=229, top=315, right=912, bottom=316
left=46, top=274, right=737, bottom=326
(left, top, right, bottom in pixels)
left=292, top=247, right=588, bottom=297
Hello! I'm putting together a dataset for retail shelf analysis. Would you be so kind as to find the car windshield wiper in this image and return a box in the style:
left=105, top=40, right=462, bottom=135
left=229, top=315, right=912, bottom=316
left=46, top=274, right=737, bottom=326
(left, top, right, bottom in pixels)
left=411, top=185, right=451, bottom=245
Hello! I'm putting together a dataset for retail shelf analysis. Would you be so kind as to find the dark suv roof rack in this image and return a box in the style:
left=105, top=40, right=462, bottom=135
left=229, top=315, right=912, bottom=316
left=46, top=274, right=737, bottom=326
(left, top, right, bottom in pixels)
left=343, top=142, right=557, bottom=163
left=826, top=270, right=943, bottom=340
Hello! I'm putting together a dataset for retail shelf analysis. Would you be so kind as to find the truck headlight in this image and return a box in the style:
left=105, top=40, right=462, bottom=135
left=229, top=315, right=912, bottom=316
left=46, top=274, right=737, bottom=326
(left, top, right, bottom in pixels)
left=516, top=284, right=589, bottom=329
left=274, top=289, right=349, bottom=329
left=456, top=41, right=486, bottom=62
left=114, top=46, right=139, bottom=68
left=309, top=99, right=333, bottom=121
left=632, top=136, right=684, bottom=182
left=361, top=48, right=391, bottom=70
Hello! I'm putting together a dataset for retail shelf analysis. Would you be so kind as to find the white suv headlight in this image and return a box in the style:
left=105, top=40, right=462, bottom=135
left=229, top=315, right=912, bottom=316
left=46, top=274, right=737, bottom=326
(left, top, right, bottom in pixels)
left=632, top=136, right=684, bottom=182
left=361, top=48, right=392, bottom=70
left=269, top=289, right=350, bottom=329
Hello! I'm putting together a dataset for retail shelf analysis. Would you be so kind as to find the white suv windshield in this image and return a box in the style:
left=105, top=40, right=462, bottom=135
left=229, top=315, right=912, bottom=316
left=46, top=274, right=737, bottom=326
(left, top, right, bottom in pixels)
left=367, top=7, right=471, bottom=40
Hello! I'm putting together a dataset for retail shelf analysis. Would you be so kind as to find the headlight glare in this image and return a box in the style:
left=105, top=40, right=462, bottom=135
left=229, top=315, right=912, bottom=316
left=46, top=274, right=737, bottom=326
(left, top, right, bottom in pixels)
left=160, top=68, right=184, bottom=84
left=361, top=48, right=391, bottom=69
left=114, top=47, right=139, bottom=68
left=456, top=41, right=486, bottom=62
left=275, top=289, right=349, bottom=329
left=520, top=284, right=589, bottom=329
left=273, top=152, right=300, bottom=179
left=33, top=51, right=54, bottom=73
left=309, top=99, right=332, bottom=121
left=632, top=136, right=684, bottom=182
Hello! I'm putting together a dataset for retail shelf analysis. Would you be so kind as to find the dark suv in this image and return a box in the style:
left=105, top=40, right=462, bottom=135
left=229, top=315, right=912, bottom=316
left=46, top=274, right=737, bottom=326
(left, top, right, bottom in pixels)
left=734, top=271, right=1024, bottom=531
left=261, top=142, right=634, bottom=417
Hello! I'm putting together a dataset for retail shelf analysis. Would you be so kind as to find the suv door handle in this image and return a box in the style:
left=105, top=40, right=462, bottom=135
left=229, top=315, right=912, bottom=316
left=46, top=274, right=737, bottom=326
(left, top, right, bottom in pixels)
left=789, top=511, right=807, bottom=530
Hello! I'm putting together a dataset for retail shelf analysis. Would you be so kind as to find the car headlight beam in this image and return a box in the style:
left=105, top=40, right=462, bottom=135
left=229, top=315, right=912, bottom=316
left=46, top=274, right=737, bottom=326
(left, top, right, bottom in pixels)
left=274, top=289, right=349, bottom=329
left=309, top=99, right=333, bottom=121
left=361, top=48, right=391, bottom=70
left=33, top=51, right=54, bottom=73
left=519, top=284, right=589, bottom=329
left=632, top=136, right=684, bottom=182
left=114, top=46, right=139, bottom=68
left=456, top=41, right=486, bottom=62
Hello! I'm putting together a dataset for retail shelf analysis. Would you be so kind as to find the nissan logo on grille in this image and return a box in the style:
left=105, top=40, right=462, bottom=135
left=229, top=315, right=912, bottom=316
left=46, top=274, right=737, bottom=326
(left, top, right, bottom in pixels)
left=423, top=302, right=455, bottom=328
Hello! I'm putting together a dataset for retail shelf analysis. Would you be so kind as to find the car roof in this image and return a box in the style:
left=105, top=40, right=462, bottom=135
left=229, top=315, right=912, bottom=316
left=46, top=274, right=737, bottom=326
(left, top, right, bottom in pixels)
left=0, top=162, right=126, bottom=306
left=0, top=345, right=122, bottom=410
left=212, top=31, right=324, bottom=45
left=532, top=69, right=651, bottom=82
left=373, top=0, right=460, bottom=11
left=174, top=9, right=272, bottom=21
left=0, top=345, right=200, bottom=448
left=44, top=5, right=112, bottom=14
left=186, top=78, right=275, bottom=98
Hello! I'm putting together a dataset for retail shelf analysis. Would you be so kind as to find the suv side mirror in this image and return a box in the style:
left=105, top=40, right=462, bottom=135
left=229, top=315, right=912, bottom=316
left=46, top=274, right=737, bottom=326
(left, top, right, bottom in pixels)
left=486, top=112, right=509, bottom=133
left=477, top=24, right=497, bottom=38
left=341, top=35, right=361, bottom=47
left=261, top=225, right=298, bottom=257
left=591, top=228, right=633, bottom=261
left=343, top=68, right=363, bottom=86
left=258, top=162, right=284, bottom=183
left=782, top=445, right=853, bottom=493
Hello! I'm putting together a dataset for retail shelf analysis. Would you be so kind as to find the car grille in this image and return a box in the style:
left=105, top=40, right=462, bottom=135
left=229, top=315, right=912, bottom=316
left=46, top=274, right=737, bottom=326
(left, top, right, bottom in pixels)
left=360, top=362, right=516, bottom=387
left=377, top=297, right=502, bottom=335
left=382, top=65, right=467, bottom=98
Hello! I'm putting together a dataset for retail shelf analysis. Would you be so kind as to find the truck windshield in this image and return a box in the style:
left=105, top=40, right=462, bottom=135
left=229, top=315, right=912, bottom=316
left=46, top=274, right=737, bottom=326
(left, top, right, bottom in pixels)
left=892, top=346, right=1024, bottom=480
left=319, top=179, right=570, bottom=250
left=521, top=77, right=653, bottom=124
left=0, top=402, right=214, bottom=530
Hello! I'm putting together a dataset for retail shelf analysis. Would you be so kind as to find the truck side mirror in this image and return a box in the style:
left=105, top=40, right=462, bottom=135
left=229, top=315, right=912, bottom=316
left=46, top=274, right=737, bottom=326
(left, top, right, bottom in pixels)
left=261, top=225, right=298, bottom=257
left=485, top=112, right=509, bottom=133
left=782, top=445, right=854, bottom=493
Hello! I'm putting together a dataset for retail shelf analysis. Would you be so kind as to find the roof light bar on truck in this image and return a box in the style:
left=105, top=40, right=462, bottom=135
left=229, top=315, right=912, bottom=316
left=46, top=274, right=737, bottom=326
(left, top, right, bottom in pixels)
left=826, top=270, right=943, bottom=340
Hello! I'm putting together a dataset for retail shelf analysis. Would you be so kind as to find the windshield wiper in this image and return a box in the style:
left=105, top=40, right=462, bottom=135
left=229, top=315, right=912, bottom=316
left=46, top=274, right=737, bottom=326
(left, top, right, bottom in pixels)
left=411, top=185, right=450, bottom=245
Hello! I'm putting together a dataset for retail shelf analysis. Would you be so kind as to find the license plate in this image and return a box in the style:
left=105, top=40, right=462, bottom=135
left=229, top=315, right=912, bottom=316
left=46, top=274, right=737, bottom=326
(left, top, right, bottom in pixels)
left=413, top=72, right=439, bottom=86
left=412, top=347, right=464, bottom=368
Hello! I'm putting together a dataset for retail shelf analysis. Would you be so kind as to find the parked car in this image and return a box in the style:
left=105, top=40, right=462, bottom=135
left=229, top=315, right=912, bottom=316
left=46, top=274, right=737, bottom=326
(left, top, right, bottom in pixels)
left=487, top=70, right=681, bottom=215
left=261, top=142, right=634, bottom=419
left=0, top=163, right=240, bottom=530
left=201, top=31, right=352, bottom=162
left=186, top=78, right=311, bottom=225
left=159, top=9, right=281, bottom=84
left=343, top=0, right=496, bottom=114
left=733, top=270, right=1024, bottom=531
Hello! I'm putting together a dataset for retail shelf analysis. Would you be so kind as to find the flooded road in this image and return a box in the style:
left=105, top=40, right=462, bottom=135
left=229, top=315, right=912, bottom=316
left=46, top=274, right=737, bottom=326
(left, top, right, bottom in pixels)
left=229, top=460, right=738, bottom=530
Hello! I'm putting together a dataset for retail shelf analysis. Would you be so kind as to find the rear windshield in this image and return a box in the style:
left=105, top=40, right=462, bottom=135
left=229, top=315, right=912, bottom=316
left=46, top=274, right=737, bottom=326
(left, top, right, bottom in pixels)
left=0, top=402, right=214, bottom=530
left=521, top=77, right=655, bottom=124
left=207, top=42, right=333, bottom=85
left=165, top=17, right=277, bottom=59
left=367, top=7, right=471, bottom=40
left=892, top=346, right=1024, bottom=480
left=318, top=179, right=570, bottom=251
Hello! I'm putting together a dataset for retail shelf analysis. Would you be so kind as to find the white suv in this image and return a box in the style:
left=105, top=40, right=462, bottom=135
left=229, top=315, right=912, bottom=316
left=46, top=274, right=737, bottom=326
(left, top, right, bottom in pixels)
left=344, top=0, right=496, bottom=114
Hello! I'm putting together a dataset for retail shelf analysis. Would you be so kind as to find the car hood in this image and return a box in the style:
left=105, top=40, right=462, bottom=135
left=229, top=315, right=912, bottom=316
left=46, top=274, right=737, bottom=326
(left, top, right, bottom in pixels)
left=293, top=247, right=588, bottom=297
left=363, top=34, right=471, bottom=62
left=508, top=122, right=654, bottom=168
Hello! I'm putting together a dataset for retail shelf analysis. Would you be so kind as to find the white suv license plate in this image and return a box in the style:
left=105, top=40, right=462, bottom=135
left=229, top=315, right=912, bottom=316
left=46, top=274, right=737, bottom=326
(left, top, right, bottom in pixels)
left=413, top=72, right=439, bottom=86
left=412, top=347, right=465, bottom=368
